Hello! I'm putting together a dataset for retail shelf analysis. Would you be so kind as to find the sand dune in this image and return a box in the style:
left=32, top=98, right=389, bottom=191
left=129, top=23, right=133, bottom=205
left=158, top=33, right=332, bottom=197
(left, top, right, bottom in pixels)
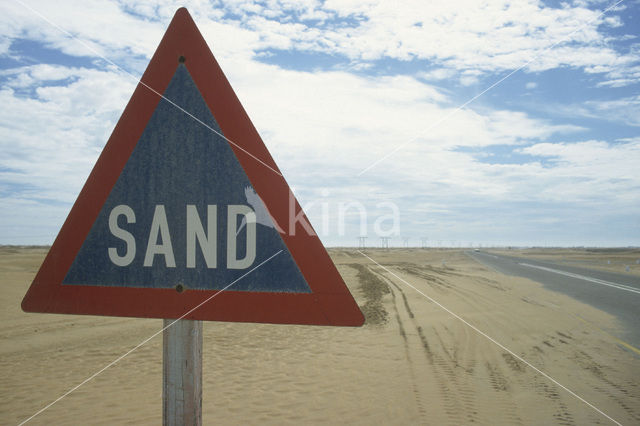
left=1, top=247, right=639, bottom=425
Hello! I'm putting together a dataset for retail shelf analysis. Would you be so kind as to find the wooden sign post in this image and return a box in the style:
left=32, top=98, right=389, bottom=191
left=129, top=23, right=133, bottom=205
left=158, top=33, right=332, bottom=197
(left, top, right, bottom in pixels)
left=163, top=320, right=202, bottom=426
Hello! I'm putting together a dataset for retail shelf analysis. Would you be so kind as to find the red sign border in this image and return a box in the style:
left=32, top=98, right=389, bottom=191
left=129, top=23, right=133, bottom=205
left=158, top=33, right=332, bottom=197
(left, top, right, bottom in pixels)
left=21, top=8, right=364, bottom=327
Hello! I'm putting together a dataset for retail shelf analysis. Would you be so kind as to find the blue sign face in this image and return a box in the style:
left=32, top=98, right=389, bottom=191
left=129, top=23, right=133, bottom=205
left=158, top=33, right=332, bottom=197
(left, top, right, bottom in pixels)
left=63, top=65, right=310, bottom=293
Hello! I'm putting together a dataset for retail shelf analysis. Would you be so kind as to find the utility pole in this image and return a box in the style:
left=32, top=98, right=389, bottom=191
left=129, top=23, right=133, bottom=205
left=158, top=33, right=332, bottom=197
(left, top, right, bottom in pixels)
left=358, top=236, right=367, bottom=249
left=380, top=237, right=390, bottom=249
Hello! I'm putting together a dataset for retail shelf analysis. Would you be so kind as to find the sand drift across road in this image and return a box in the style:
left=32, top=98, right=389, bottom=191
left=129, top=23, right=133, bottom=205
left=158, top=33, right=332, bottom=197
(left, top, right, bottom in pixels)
left=469, top=250, right=640, bottom=349
left=519, top=263, right=640, bottom=295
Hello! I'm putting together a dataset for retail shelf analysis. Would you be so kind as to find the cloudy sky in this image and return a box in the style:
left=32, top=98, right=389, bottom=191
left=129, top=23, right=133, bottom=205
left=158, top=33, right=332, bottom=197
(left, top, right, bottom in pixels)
left=1, top=0, right=639, bottom=247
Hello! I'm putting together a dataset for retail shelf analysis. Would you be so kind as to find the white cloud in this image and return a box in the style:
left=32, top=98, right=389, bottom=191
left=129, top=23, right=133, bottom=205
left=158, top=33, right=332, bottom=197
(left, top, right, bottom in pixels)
left=586, top=95, right=640, bottom=127
left=459, top=75, right=479, bottom=86
left=213, top=0, right=640, bottom=86
left=520, top=139, right=640, bottom=169
left=0, top=37, right=10, bottom=56
left=221, top=57, right=582, bottom=180
left=0, top=64, right=134, bottom=207
left=2, top=1, right=638, bottom=84
left=417, top=68, right=456, bottom=81
left=0, top=46, right=593, bottom=243
left=532, top=93, right=640, bottom=129
left=514, top=139, right=640, bottom=202
left=593, top=54, right=640, bottom=87
left=1, top=1, right=638, bottom=245
left=596, top=78, right=638, bottom=88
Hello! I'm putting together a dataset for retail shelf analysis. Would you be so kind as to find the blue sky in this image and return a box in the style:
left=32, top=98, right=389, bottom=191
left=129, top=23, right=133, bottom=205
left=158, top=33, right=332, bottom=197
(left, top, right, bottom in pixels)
left=1, top=0, right=639, bottom=247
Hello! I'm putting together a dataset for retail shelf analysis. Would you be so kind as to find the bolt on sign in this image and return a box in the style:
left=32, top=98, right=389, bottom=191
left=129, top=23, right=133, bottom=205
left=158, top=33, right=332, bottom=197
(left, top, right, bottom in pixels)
left=22, top=8, right=364, bottom=327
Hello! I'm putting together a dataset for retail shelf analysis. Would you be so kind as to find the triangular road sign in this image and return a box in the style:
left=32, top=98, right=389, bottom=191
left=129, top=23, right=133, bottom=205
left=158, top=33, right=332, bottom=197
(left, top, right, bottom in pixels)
left=22, top=8, right=364, bottom=326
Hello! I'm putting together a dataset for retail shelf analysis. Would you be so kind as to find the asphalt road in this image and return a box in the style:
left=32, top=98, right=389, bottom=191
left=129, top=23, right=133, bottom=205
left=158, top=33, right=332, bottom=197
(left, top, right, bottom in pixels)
left=467, top=250, right=640, bottom=350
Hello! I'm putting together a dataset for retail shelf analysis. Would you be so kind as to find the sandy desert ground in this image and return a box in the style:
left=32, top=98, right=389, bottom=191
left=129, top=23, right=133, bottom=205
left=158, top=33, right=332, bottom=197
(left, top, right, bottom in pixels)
left=1, top=246, right=639, bottom=425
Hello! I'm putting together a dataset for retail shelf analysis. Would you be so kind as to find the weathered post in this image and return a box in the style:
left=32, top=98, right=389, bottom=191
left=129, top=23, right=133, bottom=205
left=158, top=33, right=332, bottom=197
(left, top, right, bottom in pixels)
left=163, top=319, right=202, bottom=426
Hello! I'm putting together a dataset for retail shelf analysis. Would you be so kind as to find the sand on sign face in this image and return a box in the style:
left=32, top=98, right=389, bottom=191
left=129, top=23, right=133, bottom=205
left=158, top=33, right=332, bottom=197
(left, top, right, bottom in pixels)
left=1, top=247, right=639, bottom=425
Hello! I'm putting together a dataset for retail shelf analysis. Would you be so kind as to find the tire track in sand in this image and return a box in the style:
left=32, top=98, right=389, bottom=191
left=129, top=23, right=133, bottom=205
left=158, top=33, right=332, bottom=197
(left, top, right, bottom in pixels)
left=369, top=266, right=470, bottom=424
left=374, top=265, right=526, bottom=425
left=570, top=350, right=640, bottom=423
left=384, top=269, right=429, bottom=423
left=347, top=263, right=428, bottom=423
